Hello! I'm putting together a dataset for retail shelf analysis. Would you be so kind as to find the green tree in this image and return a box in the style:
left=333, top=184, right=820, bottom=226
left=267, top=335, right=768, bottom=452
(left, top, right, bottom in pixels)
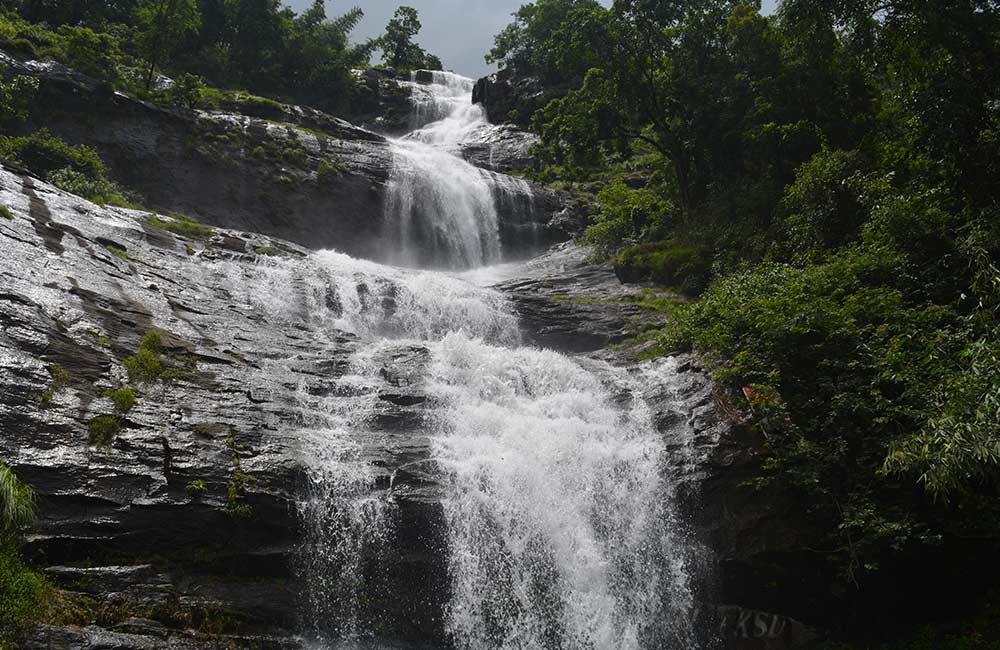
left=486, top=0, right=605, bottom=83
left=136, top=0, right=201, bottom=91
left=378, top=6, right=439, bottom=71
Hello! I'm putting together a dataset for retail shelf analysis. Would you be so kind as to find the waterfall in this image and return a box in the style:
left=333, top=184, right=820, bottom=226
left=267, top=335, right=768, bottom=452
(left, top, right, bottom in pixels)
left=272, top=67, right=704, bottom=650
left=381, top=71, right=537, bottom=270
left=429, top=336, right=698, bottom=650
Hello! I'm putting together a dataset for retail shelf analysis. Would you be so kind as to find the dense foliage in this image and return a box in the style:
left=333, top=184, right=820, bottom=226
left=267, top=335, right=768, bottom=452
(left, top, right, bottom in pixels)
left=0, top=463, right=44, bottom=647
left=0, top=128, right=133, bottom=204
left=493, top=0, right=1000, bottom=626
left=0, top=0, right=441, bottom=115
left=377, top=6, right=442, bottom=72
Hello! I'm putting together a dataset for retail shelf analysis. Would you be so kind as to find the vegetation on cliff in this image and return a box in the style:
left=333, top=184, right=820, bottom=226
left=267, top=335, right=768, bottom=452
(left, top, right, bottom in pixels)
left=0, top=463, right=44, bottom=647
left=492, top=0, right=1000, bottom=638
left=0, top=0, right=441, bottom=115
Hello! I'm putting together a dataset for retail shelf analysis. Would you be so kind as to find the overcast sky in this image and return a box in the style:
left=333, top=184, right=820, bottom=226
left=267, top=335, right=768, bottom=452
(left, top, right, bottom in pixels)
left=284, top=0, right=780, bottom=78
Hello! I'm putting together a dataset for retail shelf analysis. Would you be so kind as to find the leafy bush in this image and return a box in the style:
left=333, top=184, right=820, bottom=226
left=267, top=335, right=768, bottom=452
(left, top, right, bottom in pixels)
left=46, top=167, right=120, bottom=206
left=0, top=538, right=46, bottom=646
left=613, top=240, right=711, bottom=294
left=0, top=129, right=105, bottom=180
left=185, top=480, right=207, bottom=497
left=659, top=237, right=998, bottom=576
left=162, top=73, right=206, bottom=109
left=0, top=70, right=38, bottom=123
left=146, top=213, right=214, bottom=240
left=54, top=25, right=122, bottom=85
left=87, top=414, right=121, bottom=445
left=0, top=129, right=130, bottom=205
left=582, top=182, right=672, bottom=258
left=107, top=387, right=136, bottom=414
left=776, top=149, right=874, bottom=260
left=0, top=205, right=12, bottom=220
left=123, top=330, right=164, bottom=384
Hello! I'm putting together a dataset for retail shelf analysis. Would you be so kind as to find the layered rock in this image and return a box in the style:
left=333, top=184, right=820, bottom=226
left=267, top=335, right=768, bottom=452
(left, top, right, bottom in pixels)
left=348, top=68, right=414, bottom=135
left=458, top=124, right=539, bottom=173
left=0, top=51, right=581, bottom=261
left=472, top=68, right=572, bottom=129
left=0, top=166, right=449, bottom=646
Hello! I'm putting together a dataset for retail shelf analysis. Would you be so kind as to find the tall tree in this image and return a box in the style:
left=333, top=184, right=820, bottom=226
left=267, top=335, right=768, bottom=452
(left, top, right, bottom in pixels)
left=379, top=6, right=439, bottom=70
left=137, top=0, right=201, bottom=91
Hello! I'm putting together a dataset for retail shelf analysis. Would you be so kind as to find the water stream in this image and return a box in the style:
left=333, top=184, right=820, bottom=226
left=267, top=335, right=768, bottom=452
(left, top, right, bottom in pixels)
left=279, top=71, right=703, bottom=649
left=382, top=71, right=537, bottom=270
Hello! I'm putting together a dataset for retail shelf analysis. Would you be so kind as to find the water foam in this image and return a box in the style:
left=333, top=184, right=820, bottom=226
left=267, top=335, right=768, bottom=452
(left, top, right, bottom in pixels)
left=381, top=70, right=536, bottom=270
left=428, top=334, right=698, bottom=650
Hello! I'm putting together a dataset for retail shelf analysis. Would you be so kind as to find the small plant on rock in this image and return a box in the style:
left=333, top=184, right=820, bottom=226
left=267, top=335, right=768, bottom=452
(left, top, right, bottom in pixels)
left=220, top=432, right=253, bottom=519
left=39, top=364, right=70, bottom=408
left=185, top=480, right=208, bottom=498
left=124, top=331, right=164, bottom=384
left=87, top=414, right=120, bottom=446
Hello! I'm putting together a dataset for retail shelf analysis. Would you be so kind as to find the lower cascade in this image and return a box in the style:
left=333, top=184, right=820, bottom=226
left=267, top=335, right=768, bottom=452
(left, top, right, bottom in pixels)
left=255, top=249, right=703, bottom=648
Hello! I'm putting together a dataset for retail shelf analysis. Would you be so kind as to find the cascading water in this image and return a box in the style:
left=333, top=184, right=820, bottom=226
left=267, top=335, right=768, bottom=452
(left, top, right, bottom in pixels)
left=262, top=68, right=706, bottom=649
left=381, top=71, right=537, bottom=270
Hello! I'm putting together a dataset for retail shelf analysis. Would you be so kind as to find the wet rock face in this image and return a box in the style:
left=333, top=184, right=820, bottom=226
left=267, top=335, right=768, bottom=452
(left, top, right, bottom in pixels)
left=472, top=68, right=573, bottom=130
left=348, top=68, right=414, bottom=135
left=0, top=167, right=445, bottom=646
left=494, top=244, right=666, bottom=353
left=458, top=124, right=539, bottom=173
left=0, top=51, right=579, bottom=261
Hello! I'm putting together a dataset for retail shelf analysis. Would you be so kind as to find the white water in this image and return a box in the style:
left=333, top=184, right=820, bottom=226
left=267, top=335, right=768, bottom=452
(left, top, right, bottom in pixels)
left=382, top=71, right=536, bottom=270
left=278, top=69, right=701, bottom=649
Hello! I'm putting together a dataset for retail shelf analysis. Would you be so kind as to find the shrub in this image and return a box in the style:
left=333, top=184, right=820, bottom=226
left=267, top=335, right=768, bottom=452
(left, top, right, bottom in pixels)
left=87, top=414, right=121, bottom=445
left=107, top=387, right=136, bottom=414
left=123, top=331, right=164, bottom=384
left=54, top=25, right=122, bottom=85
left=582, top=182, right=673, bottom=258
left=0, top=129, right=105, bottom=179
left=659, top=242, right=985, bottom=578
left=0, top=71, right=38, bottom=123
left=162, top=73, right=207, bottom=109
left=316, top=157, right=342, bottom=182
left=0, top=130, right=128, bottom=205
left=613, top=240, right=711, bottom=294
left=0, top=206, right=12, bottom=220
left=47, top=167, right=121, bottom=206
left=39, top=364, right=69, bottom=407
left=0, top=463, right=34, bottom=533
left=0, top=538, right=46, bottom=645
left=185, top=480, right=207, bottom=497
left=777, top=149, right=873, bottom=259
left=146, top=213, right=214, bottom=240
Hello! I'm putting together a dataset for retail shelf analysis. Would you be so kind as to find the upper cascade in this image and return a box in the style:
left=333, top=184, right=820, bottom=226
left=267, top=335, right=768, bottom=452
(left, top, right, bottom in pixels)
left=401, top=70, right=489, bottom=143
left=378, top=69, right=538, bottom=271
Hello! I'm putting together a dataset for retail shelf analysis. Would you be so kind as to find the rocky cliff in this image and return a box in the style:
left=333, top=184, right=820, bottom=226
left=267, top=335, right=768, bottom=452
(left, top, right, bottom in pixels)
left=0, top=51, right=580, bottom=261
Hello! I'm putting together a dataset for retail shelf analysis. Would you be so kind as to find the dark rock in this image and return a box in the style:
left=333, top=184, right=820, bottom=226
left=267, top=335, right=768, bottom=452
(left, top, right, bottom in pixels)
left=348, top=68, right=415, bottom=135
left=458, top=124, right=539, bottom=173
left=473, top=68, right=572, bottom=129
left=495, top=243, right=666, bottom=352
left=413, top=70, right=436, bottom=84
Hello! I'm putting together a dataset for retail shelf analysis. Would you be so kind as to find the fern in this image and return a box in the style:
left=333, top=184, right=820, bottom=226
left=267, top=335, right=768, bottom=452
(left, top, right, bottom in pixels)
left=329, top=7, right=364, bottom=36
left=0, top=463, right=34, bottom=532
